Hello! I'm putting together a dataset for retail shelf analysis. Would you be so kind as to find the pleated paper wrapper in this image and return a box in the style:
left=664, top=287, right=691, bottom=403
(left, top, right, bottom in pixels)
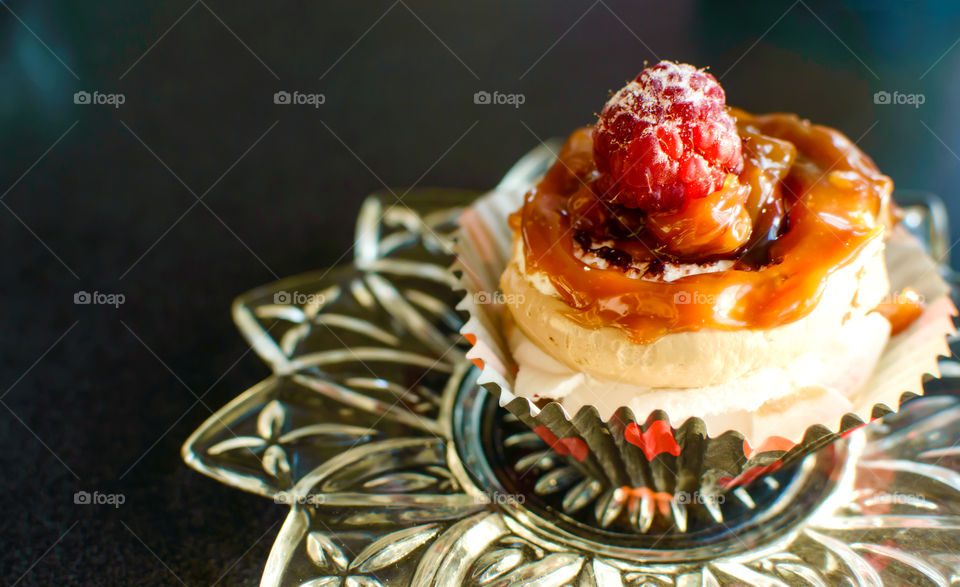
left=453, top=159, right=956, bottom=506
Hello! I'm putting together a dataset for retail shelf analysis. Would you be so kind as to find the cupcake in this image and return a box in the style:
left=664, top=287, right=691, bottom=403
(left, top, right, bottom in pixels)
left=457, top=61, right=954, bottom=503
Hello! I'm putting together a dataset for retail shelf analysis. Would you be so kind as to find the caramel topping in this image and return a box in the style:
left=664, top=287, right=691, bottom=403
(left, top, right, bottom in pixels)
left=518, top=110, right=893, bottom=343
left=876, top=288, right=925, bottom=336
left=645, top=174, right=753, bottom=257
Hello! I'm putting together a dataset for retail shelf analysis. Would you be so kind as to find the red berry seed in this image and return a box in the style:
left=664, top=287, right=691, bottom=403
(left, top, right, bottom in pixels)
left=593, top=61, right=743, bottom=211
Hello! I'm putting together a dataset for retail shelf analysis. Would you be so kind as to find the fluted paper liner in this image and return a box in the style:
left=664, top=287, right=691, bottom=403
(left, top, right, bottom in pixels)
left=454, top=156, right=956, bottom=507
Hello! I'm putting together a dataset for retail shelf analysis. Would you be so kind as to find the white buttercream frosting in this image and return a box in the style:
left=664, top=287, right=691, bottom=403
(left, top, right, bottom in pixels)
left=508, top=310, right=892, bottom=443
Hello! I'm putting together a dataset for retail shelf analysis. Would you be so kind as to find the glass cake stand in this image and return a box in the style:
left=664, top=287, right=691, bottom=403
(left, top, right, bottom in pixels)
left=183, top=145, right=960, bottom=586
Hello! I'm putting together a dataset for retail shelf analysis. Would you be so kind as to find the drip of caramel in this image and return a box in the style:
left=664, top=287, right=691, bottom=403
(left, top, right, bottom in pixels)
left=519, top=109, right=894, bottom=343
left=876, top=288, right=925, bottom=336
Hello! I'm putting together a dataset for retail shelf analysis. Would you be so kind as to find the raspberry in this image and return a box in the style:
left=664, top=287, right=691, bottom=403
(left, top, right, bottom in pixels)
left=593, top=61, right=743, bottom=212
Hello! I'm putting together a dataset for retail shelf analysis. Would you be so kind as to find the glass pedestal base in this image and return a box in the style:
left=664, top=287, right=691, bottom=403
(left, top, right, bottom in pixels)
left=182, top=150, right=960, bottom=585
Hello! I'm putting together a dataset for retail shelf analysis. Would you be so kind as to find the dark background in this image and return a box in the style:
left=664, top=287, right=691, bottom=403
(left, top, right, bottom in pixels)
left=2, top=1, right=958, bottom=584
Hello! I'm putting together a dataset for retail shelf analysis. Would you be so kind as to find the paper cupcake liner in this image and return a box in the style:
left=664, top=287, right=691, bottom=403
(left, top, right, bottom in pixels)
left=453, top=149, right=957, bottom=506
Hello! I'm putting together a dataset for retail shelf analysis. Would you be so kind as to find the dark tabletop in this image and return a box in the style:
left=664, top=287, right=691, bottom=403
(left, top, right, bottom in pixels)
left=2, top=1, right=960, bottom=584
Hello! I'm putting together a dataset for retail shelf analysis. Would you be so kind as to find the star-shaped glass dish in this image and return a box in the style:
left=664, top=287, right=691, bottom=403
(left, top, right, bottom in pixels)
left=184, top=146, right=960, bottom=586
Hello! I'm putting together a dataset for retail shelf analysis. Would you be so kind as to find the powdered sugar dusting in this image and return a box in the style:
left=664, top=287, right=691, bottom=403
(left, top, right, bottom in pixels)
left=607, top=62, right=717, bottom=124
left=593, top=61, right=742, bottom=211
left=572, top=233, right=733, bottom=281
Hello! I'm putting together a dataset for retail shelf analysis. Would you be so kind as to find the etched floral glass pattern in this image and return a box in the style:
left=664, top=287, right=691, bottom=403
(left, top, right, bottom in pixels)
left=183, top=146, right=960, bottom=586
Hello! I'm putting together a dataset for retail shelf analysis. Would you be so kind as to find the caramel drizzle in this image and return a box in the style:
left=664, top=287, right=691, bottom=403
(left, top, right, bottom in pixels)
left=519, top=110, right=893, bottom=343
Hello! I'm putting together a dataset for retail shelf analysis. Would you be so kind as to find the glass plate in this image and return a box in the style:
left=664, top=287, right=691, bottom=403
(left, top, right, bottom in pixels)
left=183, top=147, right=960, bottom=586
